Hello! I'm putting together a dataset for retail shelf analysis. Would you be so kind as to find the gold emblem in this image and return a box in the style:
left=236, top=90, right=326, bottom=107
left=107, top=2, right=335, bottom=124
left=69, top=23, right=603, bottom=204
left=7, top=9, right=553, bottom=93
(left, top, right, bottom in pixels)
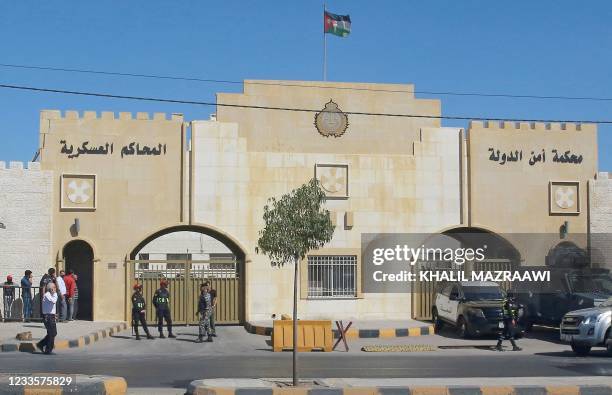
left=314, top=100, right=349, bottom=137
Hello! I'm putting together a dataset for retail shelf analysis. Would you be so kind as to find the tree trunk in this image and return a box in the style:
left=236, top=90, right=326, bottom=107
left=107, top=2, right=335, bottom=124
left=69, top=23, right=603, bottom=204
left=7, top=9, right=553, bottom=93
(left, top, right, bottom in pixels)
left=292, top=255, right=299, bottom=386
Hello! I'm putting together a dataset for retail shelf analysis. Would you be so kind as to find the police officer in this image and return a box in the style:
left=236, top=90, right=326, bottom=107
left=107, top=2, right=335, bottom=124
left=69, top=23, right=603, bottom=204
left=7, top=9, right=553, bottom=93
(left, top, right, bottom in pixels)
left=152, top=280, right=175, bottom=338
left=131, top=284, right=153, bottom=340
left=496, top=292, right=522, bottom=351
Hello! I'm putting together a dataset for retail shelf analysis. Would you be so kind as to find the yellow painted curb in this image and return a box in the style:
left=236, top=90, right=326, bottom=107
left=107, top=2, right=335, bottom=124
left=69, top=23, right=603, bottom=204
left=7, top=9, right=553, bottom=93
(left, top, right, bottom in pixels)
left=480, top=387, right=515, bottom=395
left=103, top=377, right=128, bottom=395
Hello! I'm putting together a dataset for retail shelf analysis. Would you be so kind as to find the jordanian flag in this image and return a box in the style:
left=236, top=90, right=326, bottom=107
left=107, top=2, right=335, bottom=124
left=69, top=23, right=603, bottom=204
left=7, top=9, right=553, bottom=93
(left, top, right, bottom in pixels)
left=324, top=11, right=351, bottom=37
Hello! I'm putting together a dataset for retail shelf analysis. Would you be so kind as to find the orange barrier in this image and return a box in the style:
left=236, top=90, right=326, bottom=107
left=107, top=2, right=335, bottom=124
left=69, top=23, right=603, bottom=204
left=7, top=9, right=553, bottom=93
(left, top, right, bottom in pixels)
left=272, top=319, right=333, bottom=352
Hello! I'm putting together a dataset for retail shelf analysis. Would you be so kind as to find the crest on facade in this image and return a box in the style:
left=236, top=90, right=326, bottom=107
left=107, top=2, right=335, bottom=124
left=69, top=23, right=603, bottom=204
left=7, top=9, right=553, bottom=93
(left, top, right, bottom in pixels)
left=314, top=100, right=349, bottom=138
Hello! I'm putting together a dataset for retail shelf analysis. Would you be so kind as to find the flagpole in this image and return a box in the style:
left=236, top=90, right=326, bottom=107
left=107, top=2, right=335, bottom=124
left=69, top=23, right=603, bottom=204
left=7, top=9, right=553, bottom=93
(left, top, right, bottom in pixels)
left=323, top=2, right=327, bottom=81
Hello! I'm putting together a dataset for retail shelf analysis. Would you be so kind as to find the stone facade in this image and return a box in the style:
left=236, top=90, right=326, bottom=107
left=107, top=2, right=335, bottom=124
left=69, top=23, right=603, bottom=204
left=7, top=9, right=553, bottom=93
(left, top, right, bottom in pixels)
left=589, top=172, right=612, bottom=270
left=0, top=79, right=606, bottom=322
left=0, top=161, right=53, bottom=284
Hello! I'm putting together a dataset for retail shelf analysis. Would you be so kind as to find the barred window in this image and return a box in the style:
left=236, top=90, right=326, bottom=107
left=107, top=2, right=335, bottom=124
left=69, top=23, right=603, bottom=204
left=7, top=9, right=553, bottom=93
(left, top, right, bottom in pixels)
left=307, top=255, right=357, bottom=298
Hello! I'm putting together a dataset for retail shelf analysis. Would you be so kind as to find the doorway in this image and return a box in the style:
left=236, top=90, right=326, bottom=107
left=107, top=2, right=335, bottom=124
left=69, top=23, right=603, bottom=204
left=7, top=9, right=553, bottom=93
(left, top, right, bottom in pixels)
left=63, top=240, right=94, bottom=320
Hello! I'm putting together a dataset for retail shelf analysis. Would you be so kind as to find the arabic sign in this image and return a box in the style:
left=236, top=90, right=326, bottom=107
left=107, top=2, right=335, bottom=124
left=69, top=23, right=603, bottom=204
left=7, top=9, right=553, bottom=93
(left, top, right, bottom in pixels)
left=60, top=140, right=167, bottom=159
left=488, top=147, right=583, bottom=166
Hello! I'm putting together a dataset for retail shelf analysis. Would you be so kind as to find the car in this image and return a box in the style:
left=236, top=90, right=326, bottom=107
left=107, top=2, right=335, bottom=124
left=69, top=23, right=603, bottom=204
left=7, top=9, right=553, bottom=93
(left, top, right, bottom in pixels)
left=432, top=281, right=513, bottom=338
left=514, top=267, right=612, bottom=329
left=560, top=296, right=612, bottom=356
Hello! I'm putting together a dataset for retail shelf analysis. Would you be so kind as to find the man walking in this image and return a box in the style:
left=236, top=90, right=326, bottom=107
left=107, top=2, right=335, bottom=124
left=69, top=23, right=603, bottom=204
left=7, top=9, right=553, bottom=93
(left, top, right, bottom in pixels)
left=63, top=270, right=76, bottom=321
left=21, top=270, right=33, bottom=322
left=495, top=292, right=522, bottom=352
left=3, top=275, right=15, bottom=320
left=131, top=284, right=153, bottom=340
left=37, top=282, right=58, bottom=355
left=196, top=282, right=213, bottom=343
left=152, top=280, right=175, bottom=338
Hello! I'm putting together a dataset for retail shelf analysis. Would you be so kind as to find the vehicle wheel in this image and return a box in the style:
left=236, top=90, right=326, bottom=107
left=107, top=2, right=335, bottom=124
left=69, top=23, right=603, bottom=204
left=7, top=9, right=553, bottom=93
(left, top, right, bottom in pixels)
left=571, top=343, right=591, bottom=356
left=457, top=316, right=470, bottom=339
left=432, top=308, right=443, bottom=332
left=605, top=329, right=611, bottom=356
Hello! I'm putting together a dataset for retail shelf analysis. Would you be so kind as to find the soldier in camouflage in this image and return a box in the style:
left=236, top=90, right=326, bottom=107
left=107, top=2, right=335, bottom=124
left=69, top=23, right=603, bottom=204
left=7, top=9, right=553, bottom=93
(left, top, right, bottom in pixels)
left=196, top=282, right=213, bottom=343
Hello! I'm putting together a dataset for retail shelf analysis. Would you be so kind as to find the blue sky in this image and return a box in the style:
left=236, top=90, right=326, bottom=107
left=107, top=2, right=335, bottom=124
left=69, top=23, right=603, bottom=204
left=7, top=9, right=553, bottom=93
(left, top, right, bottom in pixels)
left=0, top=1, right=610, bottom=170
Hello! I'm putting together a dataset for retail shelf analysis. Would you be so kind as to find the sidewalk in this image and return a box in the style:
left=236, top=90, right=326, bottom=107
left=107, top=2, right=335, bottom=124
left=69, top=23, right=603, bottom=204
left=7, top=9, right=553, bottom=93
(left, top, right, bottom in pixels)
left=188, top=377, right=612, bottom=395
left=246, top=319, right=434, bottom=338
left=0, top=320, right=127, bottom=352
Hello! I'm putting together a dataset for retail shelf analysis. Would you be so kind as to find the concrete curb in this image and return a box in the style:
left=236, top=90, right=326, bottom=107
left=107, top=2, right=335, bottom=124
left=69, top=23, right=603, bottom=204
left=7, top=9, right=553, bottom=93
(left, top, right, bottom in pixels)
left=0, top=322, right=128, bottom=353
left=187, top=383, right=612, bottom=395
left=244, top=322, right=435, bottom=338
left=0, top=373, right=127, bottom=394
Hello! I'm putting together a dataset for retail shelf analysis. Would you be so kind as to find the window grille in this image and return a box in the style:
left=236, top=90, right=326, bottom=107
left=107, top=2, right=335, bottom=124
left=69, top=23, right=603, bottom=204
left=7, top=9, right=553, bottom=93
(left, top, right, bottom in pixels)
left=307, top=255, right=357, bottom=298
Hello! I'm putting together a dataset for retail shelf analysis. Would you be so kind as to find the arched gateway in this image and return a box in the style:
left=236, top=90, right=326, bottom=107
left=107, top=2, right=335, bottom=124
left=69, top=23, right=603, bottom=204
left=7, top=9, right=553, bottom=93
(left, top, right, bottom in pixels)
left=125, top=225, right=246, bottom=325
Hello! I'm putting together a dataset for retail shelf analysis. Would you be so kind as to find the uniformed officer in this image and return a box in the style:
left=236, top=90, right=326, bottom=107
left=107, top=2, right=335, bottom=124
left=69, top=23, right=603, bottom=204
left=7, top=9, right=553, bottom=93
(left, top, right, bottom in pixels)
left=152, top=280, right=175, bottom=338
left=131, top=284, right=153, bottom=340
left=496, top=293, right=522, bottom=351
left=196, top=282, right=213, bottom=343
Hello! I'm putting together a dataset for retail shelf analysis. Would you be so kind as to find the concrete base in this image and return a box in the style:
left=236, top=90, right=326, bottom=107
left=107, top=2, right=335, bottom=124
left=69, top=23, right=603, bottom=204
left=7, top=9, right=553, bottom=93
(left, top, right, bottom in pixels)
left=187, top=377, right=612, bottom=395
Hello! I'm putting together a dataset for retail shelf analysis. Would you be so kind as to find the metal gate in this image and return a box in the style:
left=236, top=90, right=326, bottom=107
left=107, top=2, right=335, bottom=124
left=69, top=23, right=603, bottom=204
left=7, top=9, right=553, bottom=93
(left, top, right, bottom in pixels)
left=125, top=257, right=243, bottom=325
left=411, top=259, right=516, bottom=321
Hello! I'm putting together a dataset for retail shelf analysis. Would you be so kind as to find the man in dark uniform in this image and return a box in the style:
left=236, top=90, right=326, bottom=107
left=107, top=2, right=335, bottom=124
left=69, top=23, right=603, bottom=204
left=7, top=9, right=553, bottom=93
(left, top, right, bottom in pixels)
left=131, top=284, right=153, bottom=340
left=495, top=292, right=522, bottom=351
left=152, top=280, right=175, bottom=338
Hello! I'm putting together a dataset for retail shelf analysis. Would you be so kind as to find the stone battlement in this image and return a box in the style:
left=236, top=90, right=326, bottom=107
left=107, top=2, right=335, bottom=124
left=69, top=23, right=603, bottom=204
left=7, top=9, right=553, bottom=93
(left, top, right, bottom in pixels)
left=40, top=110, right=184, bottom=122
left=0, top=161, right=41, bottom=171
left=469, top=120, right=596, bottom=132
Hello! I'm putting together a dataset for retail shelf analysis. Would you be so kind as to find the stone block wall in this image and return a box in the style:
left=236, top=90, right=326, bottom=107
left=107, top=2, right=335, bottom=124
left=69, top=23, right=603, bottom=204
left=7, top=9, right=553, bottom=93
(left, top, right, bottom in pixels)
left=0, top=161, right=53, bottom=291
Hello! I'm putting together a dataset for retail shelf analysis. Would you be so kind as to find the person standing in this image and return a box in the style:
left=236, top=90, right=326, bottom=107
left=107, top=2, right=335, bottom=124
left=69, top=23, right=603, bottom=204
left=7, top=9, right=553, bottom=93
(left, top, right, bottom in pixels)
left=131, top=284, right=153, bottom=340
left=21, top=270, right=33, bottom=322
left=55, top=270, right=67, bottom=322
left=71, top=274, right=79, bottom=320
left=152, top=280, right=175, bottom=338
left=3, top=275, right=15, bottom=320
left=37, top=282, right=58, bottom=355
left=495, top=293, right=522, bottom=352
left=39, top=268, right=55, bottom=318
left=63, top=270, right=76, bottom=321
left=208, top=283, right=217, bottom=337
left=196, top=282, right=213, bottom=343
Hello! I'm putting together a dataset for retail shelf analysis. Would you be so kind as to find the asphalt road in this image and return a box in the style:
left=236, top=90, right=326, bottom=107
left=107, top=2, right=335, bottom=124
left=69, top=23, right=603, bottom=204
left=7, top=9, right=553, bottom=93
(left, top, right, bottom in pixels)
left=1, top=351, right=611, bottom=389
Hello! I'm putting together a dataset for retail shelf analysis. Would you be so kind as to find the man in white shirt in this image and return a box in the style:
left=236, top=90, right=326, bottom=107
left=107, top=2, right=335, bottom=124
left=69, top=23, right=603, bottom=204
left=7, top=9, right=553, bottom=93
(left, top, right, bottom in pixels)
left=37, top=283, right=58, bottom=354
left=56, top=270, right=67, bottom=322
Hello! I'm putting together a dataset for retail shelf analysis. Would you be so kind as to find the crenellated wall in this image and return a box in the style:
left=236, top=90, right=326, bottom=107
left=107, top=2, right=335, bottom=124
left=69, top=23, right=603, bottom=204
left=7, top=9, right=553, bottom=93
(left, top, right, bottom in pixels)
left=0, top=161, right=53, bottom=291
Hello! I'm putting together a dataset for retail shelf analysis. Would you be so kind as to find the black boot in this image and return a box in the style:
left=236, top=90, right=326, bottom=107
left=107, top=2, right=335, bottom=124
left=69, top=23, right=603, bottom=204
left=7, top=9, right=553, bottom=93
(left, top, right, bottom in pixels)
left=159, top=332, right=165, bottom=339
left=495, top=341, right=503, bottom=351
left=206, top=335, right=213, bottom=342
left=197, top=336, right=204, bottom=343
left=135, top=333, right=141, bottom=340
left=168, top=333, right=176, bottom=338
left=146, top=333, right=154, bottom=340
left=513, top=346, right=522, bottom=351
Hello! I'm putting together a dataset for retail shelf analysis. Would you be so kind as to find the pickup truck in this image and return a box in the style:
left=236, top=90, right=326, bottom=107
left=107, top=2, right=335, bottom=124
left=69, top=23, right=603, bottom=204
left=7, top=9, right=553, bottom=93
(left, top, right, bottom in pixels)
left=560, top=297, right=612, bottom=356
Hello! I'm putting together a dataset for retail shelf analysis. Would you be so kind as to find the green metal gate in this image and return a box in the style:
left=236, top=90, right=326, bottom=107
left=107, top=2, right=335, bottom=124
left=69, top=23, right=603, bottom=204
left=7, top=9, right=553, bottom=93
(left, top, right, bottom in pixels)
left=125, top=257, right=243, bottom=325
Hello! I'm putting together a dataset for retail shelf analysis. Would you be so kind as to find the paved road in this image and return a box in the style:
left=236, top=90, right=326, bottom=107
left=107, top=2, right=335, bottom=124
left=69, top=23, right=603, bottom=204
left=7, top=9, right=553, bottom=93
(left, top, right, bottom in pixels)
left=1, top=350, right=611, bottom=388
left=0, top=325, right=610, bottom=389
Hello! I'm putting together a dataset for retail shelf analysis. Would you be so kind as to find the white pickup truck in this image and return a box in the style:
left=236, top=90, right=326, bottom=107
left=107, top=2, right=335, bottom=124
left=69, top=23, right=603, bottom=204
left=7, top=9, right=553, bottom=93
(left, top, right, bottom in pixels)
left=560, top=297, right=612, bottom=356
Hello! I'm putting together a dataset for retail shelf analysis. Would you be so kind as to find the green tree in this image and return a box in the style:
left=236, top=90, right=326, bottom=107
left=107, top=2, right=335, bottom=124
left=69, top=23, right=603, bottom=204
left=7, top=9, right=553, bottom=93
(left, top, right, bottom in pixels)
left=257, top=178, right=335, bottom=386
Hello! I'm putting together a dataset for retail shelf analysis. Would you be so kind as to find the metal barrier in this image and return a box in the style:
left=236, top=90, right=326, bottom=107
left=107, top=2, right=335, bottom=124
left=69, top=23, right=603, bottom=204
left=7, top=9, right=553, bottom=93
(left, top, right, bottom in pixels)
left=126, top=258, right=243, bottom=325
left=1, top=286, right=43, bottom=321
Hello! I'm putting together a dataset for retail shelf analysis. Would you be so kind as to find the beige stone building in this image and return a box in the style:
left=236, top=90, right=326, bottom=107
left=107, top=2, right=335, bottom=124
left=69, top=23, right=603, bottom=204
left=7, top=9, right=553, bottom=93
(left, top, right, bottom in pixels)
left=0, top=80, right=607, bottom=323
